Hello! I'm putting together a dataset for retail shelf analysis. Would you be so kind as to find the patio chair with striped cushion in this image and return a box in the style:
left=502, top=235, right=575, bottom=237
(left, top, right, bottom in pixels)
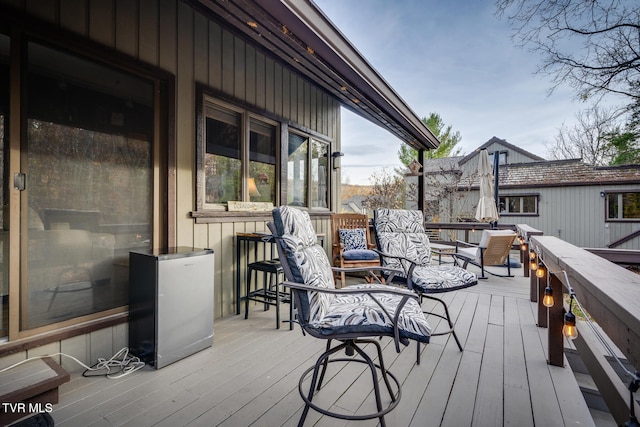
left=270, top=206, right=431, bottom=427
left=373, top=209, right=478, bottom=351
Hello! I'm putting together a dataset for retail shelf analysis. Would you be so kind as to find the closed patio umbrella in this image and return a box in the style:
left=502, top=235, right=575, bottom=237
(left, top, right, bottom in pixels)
left=475, top=149, right=500, bottom=224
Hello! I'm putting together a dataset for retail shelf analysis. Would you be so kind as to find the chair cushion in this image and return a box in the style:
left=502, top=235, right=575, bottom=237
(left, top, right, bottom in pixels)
left=272, top=206, right=335, bottom=322
left=411, top=265, right=478, bottom=293
left=376, top=232, right=432, bottom=273
left=373, top=208, right=478, bottom=293
left=339, top=228, right=367, bottom=251
left=342, top=249, right=379, bottom=261
left=457, top=245, right=480, bottom=261
left=308, top=283, right=431, bottom=343
left=374, top=209, right=425, bottom=234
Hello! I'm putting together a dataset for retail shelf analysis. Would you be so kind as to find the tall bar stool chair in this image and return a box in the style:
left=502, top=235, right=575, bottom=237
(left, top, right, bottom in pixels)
left=245, top=258, right=293, bottom=329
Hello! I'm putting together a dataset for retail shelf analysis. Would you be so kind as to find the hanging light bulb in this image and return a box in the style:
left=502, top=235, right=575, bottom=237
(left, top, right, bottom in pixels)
left=536, top=264, right=547, bottom=278
left=521, top=242, right=527, bottom=251
left=563, top=295, right=578, bottom=340
left=543, top=286, right=554, bottom=308
left=529, top=260, right=538, bottom=271
left=563, top=311, right=578, bottom=340
left=529, top=251, right=536, bottom=261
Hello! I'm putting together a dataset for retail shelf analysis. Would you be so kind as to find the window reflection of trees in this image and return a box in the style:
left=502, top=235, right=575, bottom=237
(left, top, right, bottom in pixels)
left=27, top=120, right=152, bottom=225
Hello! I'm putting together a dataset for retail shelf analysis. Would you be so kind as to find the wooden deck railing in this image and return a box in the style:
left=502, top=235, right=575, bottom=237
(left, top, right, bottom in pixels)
left=424, top=221, right=517, bottom=244
left=529, top=235, right=640, bottom=425
left=422, top=221, right=640, bottom=424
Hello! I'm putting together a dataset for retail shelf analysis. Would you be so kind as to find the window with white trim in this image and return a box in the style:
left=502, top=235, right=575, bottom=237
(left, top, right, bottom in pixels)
left=498, top=195, right=538, bottom=215
left=606, top=192, right=640, bottom=221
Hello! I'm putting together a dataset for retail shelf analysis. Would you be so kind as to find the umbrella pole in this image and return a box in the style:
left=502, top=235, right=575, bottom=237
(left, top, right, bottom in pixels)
left=493, top=154, right=500, bottom=228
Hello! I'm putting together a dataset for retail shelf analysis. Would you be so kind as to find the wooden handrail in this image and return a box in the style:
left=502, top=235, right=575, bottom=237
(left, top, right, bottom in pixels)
left=530, top=235, right=640, bottom=424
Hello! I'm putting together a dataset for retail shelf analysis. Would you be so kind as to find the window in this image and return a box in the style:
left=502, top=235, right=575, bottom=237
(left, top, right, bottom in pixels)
left=204, top=104, right=241, bottom=204
left=197, top=92, right=333, bottom=213
left=499, top=195, right=538, bottom=215
left=202, top=97, right=278, bottom=208
left=287, top=132, right=329, bottom=209
left=489, top=151, right=507, bottom=166
left=606, top=192, right=640, bottom=221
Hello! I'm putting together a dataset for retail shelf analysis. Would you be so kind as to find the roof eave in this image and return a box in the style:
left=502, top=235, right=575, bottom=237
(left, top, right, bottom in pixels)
left=188, top=0, right=439, bottom=150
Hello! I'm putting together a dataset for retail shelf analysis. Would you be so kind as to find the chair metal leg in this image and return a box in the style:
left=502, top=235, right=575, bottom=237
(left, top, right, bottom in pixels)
left=244, top=268, right=252, bottom=319
left=316, top=339, right=332, bottom=390
left=288, top=286, right=294, bottom=330
left=263, top=272, right=269, bottom=311
left=422, top=294, right=464, bottom=351
left=297, top=339, right=401, bottom=426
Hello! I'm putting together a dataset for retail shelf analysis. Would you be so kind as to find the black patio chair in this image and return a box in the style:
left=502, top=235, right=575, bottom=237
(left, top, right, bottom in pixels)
left=269, top=206, right=431, bottom=427
left=373, top=209, right=478, bottom=351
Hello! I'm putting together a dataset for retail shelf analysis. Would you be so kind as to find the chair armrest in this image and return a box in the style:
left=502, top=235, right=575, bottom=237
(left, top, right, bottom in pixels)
left=455, top=239, right=479, bottom=249
left=331, top=265, right=399, bottom=274
left=283, top=280, right=417, bottom=299
left=331, top=265, right=402, bottom=283
left=373, top=249, right=426, bottom=268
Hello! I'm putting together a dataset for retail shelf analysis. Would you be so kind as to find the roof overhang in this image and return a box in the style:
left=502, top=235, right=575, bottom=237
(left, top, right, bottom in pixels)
left=186, top=0, right=439, bottom=151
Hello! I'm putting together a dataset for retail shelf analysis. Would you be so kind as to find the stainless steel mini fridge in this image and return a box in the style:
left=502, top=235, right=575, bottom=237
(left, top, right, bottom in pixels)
left=129, top=247, right=214, bottom=369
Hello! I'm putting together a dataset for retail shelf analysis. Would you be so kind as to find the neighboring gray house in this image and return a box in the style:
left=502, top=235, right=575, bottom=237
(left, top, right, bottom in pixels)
left=410, top=137, right=640, bottom=249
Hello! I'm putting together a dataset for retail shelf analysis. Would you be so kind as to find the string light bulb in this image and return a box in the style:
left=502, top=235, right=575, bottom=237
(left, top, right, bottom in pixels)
left=536, top=264, right=547, bottom=278
left=529, top=251, right=536, bottom=261
left=563, top=295, right=578, bottom=340
left=543, top=286, right=554, bottom=308
left=529, top=260, right=538, bottom=271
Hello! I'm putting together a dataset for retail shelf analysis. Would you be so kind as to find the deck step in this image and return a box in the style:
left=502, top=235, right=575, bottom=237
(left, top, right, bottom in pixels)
left=0, top=357, right=69, bottom=425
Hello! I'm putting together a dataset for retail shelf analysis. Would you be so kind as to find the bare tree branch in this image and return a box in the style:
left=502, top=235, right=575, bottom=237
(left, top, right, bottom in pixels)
left=496, top=0, right=640, bottom=103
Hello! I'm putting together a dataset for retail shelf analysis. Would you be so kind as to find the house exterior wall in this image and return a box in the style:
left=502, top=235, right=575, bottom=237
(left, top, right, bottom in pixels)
left=0, top=0, right=339, bottom=369
left=423, top=184, right=640, bottom=250
left=460, top=140, right=541, bottom=182
left=418, top=137, right=640, bottom=250
left=500, top=183, right=640, bottom=249
left=415, top=139, right=639, bottom=250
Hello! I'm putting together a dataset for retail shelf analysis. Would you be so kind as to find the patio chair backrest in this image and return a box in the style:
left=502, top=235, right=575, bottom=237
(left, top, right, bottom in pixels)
left=478, top=229, right=517, bottom=266
left=373, top=209, right=432, bottom=276
left=330, top=212, right=372, bottom=256
left=271, top=206, right=335, bottom=324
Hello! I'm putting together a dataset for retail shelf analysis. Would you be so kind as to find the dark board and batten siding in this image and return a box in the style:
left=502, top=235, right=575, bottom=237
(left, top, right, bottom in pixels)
left=1, top=0, right=340, bottom=326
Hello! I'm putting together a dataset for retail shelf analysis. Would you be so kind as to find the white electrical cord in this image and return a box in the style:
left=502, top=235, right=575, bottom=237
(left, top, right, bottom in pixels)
left=0, top=347, right=145, bottom=379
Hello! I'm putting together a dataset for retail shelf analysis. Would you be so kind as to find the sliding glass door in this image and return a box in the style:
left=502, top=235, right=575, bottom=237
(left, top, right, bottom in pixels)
left=22, top=42, right=155, bottom=329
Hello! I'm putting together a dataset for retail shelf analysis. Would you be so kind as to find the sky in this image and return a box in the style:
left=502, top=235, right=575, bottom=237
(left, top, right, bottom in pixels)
left=312, top=0, right=588, bottom=185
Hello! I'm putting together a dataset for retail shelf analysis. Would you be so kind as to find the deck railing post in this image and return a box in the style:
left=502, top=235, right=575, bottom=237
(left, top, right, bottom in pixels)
left=529, top=271, right=537, bottom=303
left=547, top=273, right=564, bottom=367
left=521, top=242, right=530, bottom=278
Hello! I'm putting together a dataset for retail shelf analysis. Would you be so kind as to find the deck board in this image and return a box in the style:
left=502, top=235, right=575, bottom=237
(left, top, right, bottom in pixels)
left=51, top=264, right=596, bottom=427
left=503, top=296, right=534, bottom=427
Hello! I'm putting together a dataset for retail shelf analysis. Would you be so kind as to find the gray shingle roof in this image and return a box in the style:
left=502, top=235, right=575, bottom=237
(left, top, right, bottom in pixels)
left=461, top=158, right=640, bottom=189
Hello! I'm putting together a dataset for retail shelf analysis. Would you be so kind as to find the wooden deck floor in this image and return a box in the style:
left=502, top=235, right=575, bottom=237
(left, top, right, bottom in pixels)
left=51, top=264, right=596, bottom=427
